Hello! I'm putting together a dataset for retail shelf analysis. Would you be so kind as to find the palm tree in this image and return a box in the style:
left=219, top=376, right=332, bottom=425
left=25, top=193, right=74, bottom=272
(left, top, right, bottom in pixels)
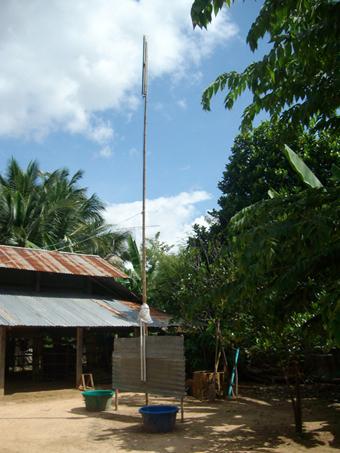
left=0, top=158, right=129, bottom=258
left=123, top=235, right=143, bottom=294
left=0, top=159, right=43, bottom=247
left=121, top=233, right=171, bottom=298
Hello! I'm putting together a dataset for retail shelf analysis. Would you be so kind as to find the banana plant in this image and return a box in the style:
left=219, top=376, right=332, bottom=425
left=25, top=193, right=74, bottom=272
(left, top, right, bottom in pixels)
left=268, top=144, right=326, bottom=199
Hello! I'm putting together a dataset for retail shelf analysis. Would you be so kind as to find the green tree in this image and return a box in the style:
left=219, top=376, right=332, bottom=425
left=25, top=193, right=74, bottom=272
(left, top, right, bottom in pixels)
left=151, top=250, right=187, bottom=315
left=122, top=232, right=171, bottom=300
left=229, top=174, right=340, bottom=346
left=226, top=149, right=340, bottom=432
left=213, top=123, right=340, bottom=228
left=153, top=238, right=236, bottom=385
left=191, top=0, right=340, bottom=131
left=0, top=158, right=128, bottom=257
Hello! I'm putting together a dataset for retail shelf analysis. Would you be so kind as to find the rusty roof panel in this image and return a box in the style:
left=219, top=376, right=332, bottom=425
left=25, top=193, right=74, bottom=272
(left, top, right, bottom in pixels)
left=0, top=245, right=127, bottom=278
left=0, top=292, right=172, bottom=328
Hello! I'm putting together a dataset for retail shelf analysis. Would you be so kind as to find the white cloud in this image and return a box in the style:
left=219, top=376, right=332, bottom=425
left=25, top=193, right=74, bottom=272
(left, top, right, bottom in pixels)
left=189, top=214, right=211, bottom=231
left=153, top=102, right=164, bottom=112
left=128, top=147, right=139, bottom=157
left=177, top=98, right=187, bottom=110
left=99, top=145, right=113, bottom=158
left=87, top=121, right=114, bottom=144
left=180, top=213, right=212, bottom=242
left=0, top=1, right=238, bottom=143
left=104, top=190, right=212, bottom=248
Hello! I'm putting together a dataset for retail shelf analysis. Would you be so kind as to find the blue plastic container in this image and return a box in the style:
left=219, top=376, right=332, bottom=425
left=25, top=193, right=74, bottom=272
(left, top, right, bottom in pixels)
left=82, top=390, right=114, bottom=412
left=139, top=405, right=179, bottom=433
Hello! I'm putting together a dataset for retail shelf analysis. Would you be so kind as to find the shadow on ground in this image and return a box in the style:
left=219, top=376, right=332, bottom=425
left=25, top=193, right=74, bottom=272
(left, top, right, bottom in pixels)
left=84, top=387, right=340, bottom=452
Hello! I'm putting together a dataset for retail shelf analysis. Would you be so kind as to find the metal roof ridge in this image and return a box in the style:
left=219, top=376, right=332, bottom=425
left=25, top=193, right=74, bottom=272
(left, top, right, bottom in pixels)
left=0, top=244, right=128, bottom=278
left=0, top=244, right=101, bottom=258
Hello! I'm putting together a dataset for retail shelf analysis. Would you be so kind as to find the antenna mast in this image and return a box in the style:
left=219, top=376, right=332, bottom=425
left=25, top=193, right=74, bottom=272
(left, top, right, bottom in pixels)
left=141, top=35, right=148, bottom=309
left=139, top=35, right=149, bottom=386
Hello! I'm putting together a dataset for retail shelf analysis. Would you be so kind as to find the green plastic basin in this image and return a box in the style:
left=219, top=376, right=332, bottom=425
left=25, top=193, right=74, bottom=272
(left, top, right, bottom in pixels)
left=82, top=390, right=114, bottom=412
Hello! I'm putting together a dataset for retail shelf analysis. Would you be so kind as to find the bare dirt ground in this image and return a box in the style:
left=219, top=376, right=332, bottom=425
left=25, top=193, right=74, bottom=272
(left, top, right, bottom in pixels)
left=0, top=386, right=339, bottom=453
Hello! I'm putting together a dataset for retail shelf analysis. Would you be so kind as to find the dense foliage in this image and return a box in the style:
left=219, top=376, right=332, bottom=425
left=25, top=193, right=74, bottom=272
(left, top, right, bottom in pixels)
left=151, top=125, right=339, bottom=430
left=213, top=123, right=340, bottom=228
left=152, top=239, right=235, bottom=375
left=229, top=186, right=340, bottom=346
left=191, top=0, right=340, bottom=131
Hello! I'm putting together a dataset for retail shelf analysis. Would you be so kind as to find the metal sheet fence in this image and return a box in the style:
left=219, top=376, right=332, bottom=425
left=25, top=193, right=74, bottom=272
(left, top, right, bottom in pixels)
left=112, top=336, right=185, bottom=397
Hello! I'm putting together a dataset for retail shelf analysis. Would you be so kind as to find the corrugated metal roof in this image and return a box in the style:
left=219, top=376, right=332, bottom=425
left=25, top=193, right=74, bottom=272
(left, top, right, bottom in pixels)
left=0, top=292, right=171, bottom=328
left=121, top=300, right=171, bottom=323
left=0, top=245, right=127, bottom=279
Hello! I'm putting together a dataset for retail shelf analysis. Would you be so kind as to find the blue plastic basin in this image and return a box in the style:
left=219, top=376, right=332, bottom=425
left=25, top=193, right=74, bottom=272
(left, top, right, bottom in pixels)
left=139, top=405, right=179, bottom=433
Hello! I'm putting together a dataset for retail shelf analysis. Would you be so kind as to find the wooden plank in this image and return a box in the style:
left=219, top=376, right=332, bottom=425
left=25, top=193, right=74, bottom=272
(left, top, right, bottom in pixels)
left=76, top=327, right=83, bottom=388
left=0, top=327, right=6, bottom=396
left=114, top=388, right=119, bottom=410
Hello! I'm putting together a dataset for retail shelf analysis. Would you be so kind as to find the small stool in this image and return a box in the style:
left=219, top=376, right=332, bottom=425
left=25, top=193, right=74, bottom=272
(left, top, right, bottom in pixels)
left=78, top=373, right=94, bottom=391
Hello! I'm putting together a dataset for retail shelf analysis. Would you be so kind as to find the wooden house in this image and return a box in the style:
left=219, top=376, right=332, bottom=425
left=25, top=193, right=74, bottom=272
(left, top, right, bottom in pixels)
left=0, top=245, right=170, bottom=395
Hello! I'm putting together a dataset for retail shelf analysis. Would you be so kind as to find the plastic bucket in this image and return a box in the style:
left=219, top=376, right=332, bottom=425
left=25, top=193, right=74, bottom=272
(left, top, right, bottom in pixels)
left=139, top=405, right=179, bottom=433
left=82, top=390, right=114, bottom=412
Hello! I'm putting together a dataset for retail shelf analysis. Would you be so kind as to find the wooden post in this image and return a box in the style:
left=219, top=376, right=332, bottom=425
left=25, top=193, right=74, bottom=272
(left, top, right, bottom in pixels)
left=32, top=335, right=42, bottom=382
left=0, top=327, right=6, bottom=396
left=235, top=367, right=239, bottom=397
left=76, top=327, right=83, bottom=388
left=145, top=392, right=149, bottom=405
left=114, top=388, right=119, bottom=411
left=180, top=396, right=184, bottom=422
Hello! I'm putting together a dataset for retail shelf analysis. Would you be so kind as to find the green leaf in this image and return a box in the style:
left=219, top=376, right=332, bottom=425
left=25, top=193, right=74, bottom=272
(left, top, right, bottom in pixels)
left=283, top=145, right=323, bottom=189
left=268, top=188, right=279, bottom=199
left=193, top=0, right=340, bottom=131
left=331, top=164, right=340, bottom=183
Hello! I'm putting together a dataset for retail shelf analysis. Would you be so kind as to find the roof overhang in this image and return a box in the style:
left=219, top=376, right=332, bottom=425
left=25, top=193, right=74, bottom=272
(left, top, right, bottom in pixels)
left=0, top=292, right=171, bottom=329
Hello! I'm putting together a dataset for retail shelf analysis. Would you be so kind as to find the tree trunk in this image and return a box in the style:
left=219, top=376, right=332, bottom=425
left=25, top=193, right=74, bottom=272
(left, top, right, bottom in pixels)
left=209, top=320, right=223, bottom=401
left=292, top=374, right=302, bottom=434
left=285, top=362, right=303, bottom=434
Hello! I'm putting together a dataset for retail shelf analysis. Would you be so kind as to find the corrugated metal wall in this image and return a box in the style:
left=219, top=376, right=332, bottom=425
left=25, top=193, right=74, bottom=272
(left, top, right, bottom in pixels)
left=112, top=336, right=185, bottom=397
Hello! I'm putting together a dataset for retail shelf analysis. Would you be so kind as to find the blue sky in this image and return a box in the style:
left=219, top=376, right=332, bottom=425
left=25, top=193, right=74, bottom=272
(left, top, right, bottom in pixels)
left=0, top=0, right=266, bottom=247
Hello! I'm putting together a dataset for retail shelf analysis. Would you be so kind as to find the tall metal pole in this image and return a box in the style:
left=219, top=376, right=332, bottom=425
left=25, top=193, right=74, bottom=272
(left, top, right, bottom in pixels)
left=141, top=35, right=148, bottom=309
left=140, top=36, right=148, bottom=383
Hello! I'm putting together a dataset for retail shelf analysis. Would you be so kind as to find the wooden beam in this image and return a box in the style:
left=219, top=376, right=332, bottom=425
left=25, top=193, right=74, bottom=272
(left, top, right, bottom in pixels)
left=114, top=388, right=119, bottom=411
left=0, top=327, right=6, bottom=396
left=76, top=327, right=83, bottom=388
